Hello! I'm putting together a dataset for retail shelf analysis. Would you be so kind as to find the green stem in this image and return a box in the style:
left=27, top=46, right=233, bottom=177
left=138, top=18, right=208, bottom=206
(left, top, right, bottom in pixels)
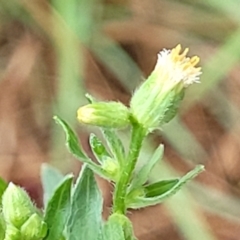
left=112, top=124, right=146, bottom=214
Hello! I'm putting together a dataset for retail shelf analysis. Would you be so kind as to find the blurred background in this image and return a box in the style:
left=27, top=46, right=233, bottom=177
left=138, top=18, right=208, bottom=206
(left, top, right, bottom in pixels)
left=1, top=0, right=240, bottom=239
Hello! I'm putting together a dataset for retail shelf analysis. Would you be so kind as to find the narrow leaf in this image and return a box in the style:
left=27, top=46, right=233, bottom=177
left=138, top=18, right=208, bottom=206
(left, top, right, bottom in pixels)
left=126, top=165, right=204, bottom=209
left=44, top=175, right=73, bottom=240
left=101, top=128, right=125, bottom=166
left=0, top=177, right=7, bottom=206
left=144, top=179, right=179, bottom=197
left=67, top=164, right=103, bottom=240
left=128, top=144, right=164, bottom=192
left=41, top=163, right=65, bottom=207
left=89, top=133, right=111, bottom=164
left=54, top=116, right=112, bottom=180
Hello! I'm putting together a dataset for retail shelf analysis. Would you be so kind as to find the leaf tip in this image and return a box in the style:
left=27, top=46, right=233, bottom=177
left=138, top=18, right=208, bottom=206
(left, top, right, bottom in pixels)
left=196, top=164, right=205, bottom=173
left=53, top=115, right=60, bottom=123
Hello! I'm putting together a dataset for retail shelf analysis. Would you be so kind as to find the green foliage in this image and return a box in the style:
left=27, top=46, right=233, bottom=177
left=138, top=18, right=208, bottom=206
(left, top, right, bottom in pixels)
left=54, top=116, right=113, bottom=181
left=101, top=128, right=126, bottom=167
left=128, top=144, right=164, bottom=192
left=0, top=111, right=204, bottom=240
left=41, top=164, right=65, bottom=207
left=126, top=165, right=203, bottom=209
left=44, top=175, right=73, bottom=240
left=0, top=177, right=7, bottom=206
left=67, top=165, right=103, bottom=240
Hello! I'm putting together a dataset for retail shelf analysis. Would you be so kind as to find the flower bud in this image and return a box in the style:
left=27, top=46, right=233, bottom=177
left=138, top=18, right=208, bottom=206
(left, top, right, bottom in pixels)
left=130, top=44, right=201, bottom=131
left=20, top=213, right=48, bottom=240
left=77, top=102, right=130, bottom=128
left=2, top=182, right=37, bottom=229
left=4, top=224, right=21, bottom=240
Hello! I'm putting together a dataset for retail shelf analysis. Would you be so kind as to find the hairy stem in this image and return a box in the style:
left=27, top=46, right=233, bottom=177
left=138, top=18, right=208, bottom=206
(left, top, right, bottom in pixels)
left=112, top=124, right=146, bottom=214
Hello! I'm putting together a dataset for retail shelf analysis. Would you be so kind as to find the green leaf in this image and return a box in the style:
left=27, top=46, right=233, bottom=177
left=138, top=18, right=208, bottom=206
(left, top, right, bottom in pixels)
left=128, top=144, right=164, bottom=193
left=41, top=164, right=65, bottom=207
left=54, top=116, right=113, bottom=180
left=89, top=133, right=111, bottom=164
left=43, top=175, right=73, bottom=240
left=103, top=214, right=136, bottom=240
left=67, top=164, right=103, bottom=240
left=144, top=179, right=179, bottom=198
left=101, top=128, right=125, bottom=166
left=54, top=116, right=87, bottom=159
left=0, top=177, right=7, bottom=206
left=126, top=165, right=204, bottom=209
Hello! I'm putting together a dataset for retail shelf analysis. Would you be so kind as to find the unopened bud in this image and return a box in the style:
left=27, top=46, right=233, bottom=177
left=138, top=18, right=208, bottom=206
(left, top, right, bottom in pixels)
left=20, top=213, right=48, bottom=240
left=4, top=224, right=21, bottom=240
left=2, top=183, right=36, bottom=229
left=77, top=102, right=130, bottom=128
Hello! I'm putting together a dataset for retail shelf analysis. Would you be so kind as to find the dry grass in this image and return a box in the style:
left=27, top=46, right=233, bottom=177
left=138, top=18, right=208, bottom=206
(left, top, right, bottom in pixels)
left=0, top=0, right=240, bottom=239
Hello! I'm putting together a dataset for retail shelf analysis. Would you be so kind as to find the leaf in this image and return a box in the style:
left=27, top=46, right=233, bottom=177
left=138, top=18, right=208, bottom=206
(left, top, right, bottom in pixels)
left=54, top=116, right=87, bottom=159
left=67, top=164, right=103, bottom=240
left=41, top=163, right=65, bottom=207
left=126, top=165, right=204, bottom=209
left=54, top=116, right=113, bottom=180
left=0, top=177, right=7, bottom=206
left=101, top=128, right=125, bottom=166
left=128, top=144, right=164, bottom=193
left=43, top=175, right=73, bottom=240
left=89, top=133, right=111, bottom=164
left=144, top=179, right=179, bottom=198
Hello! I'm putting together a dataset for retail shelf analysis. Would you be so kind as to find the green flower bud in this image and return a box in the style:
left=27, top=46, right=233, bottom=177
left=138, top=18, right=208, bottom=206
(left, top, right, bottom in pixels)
left=77, top=102, right=130, bottom=128
left=101, top=157, right=120, bottom=181
left=2, top=183, right=36, bottom=229
left=4, top=224, right=21, bottom=240
left=130, top=44, right=201, bottom=131
left=20, top=213, right=47, bottom=240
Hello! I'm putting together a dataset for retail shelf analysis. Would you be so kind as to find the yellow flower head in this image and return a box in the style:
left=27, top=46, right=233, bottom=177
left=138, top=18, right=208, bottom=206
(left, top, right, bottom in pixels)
left=154, top=44, right=201, bottom=88
left=130, top=44, right=202, bottom=130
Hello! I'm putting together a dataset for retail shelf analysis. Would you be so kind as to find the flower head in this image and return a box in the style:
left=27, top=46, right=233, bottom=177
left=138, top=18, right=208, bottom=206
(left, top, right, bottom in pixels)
left=154, top=44, right=201, bottom=88
left=130, top=44, right=201, bottom=130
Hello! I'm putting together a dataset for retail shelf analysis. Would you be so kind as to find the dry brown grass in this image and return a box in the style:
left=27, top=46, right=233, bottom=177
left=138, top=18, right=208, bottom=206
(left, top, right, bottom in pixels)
left=1, top=0, right=240, bottom=239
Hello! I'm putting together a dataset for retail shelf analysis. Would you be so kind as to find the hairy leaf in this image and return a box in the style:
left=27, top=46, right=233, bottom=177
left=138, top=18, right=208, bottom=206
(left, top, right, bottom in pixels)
left=67, top=165, right=103, bottom=240
left=41, top=163, right=65, bottom=207
left=101, top=128, right=125, bottom=166
left=128, top=144, right=164, bottom=193
left=44, top=175, right=73, bottom=240
left=54, top=116, right=112, bottom=180
left=126, top=165, right=204, bottom=209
